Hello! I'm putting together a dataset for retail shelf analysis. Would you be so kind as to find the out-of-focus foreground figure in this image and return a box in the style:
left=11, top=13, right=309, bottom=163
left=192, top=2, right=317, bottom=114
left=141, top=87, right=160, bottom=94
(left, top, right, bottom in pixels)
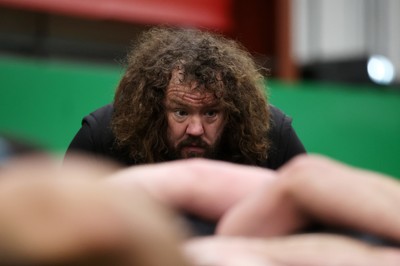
left=2, top=132, right=400, bottom=266
left=0, top=154, right=189, bottom=266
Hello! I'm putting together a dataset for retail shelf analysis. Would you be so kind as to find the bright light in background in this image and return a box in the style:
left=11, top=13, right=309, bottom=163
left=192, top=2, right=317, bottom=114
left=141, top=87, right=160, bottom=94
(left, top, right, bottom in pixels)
left=367, top=55, right=396, bottom=85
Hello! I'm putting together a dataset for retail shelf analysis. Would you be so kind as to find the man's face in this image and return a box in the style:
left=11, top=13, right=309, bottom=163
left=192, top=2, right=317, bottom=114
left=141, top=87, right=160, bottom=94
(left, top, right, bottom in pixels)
left=164, top=70, right=226, bottom=159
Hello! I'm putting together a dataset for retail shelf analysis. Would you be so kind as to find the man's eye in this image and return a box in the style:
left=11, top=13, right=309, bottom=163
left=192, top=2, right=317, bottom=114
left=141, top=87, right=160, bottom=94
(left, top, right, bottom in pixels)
left=205, top=110, right=218, bottom=117
left=174, top=110, right=188, bottom=117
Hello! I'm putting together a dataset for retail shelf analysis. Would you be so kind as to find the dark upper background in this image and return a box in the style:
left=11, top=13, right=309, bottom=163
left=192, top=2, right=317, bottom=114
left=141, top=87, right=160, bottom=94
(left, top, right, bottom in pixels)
left=1, top=0, right=398, bottom=86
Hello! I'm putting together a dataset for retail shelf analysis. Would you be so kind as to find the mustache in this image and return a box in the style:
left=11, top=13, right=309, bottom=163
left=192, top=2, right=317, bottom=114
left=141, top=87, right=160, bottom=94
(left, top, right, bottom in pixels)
left=177, top=136, right=208, bottom=149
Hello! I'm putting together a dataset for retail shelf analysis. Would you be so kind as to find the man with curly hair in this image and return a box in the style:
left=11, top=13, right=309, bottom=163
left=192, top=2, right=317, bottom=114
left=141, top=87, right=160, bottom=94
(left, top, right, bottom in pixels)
left=66, top=27, right=305, bottom=169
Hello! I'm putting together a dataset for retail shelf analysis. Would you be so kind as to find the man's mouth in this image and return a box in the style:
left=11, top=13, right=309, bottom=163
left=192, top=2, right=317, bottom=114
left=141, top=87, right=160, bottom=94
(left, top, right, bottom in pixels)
left=184, top=145, right=204, bottom=151
left=176, top=137, right=209, bottom=158
left=181, top=146, right=206, bottom=158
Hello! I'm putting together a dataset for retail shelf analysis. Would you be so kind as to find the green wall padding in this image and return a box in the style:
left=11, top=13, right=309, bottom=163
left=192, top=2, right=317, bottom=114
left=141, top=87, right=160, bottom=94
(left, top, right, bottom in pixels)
left=1, top=55, right=399, bottom=178
left=267, top=80, right=400, bottom=178
left=0, top=55, right=121, bottom=152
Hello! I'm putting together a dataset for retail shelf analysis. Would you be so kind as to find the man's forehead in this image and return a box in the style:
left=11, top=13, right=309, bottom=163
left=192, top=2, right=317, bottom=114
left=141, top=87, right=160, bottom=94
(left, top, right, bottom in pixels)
left=166, top=68, right=220, bottom=105
left=165, top=86, right=219, bottom=106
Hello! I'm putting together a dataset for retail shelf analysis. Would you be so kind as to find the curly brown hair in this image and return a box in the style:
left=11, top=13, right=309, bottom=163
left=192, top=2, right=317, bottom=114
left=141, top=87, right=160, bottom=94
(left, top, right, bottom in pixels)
left=112, top=27, right=270, bottom=165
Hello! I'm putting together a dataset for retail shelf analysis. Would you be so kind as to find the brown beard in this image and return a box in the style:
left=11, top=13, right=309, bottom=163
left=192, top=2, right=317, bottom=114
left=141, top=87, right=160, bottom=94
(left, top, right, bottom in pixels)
left=168, top=136, right=220, bottom=160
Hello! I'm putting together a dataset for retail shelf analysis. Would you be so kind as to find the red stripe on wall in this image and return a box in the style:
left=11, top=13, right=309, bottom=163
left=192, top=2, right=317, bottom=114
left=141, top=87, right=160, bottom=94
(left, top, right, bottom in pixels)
left=0, top=0, right=233, bottom=32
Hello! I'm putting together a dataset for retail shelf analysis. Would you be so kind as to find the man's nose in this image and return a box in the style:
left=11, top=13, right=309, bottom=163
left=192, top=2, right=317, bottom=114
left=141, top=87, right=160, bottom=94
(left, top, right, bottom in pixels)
left=186, top=116, right=204, bottom=136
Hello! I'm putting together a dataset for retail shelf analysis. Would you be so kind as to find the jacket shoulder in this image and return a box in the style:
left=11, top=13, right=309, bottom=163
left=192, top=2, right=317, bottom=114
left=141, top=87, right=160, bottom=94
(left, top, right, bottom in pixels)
left=269, top=105, right=293, bottom=139
left=83, top=104, right=114, bottom=128
left=264, top=105, right=306, bottom=169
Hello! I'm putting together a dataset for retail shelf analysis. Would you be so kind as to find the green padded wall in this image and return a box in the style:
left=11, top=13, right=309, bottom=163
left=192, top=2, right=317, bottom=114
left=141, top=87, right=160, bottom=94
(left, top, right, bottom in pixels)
left=0, top=55, right=120, bottom=152
left=1, top=55, right=399, bottom=178
left=267, top=80, right=400, bottom=178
